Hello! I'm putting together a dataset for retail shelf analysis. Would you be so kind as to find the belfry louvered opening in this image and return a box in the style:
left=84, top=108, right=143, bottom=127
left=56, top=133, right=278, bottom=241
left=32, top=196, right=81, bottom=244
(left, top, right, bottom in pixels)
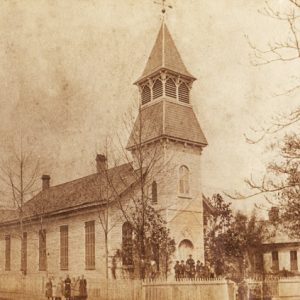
left=153, top=80, right=163, bottom=100
left=178, top=83, right=189, bottom=103
left=141, top=85, right=151, bottom=105
left=165, top=78, right=176, bottom=99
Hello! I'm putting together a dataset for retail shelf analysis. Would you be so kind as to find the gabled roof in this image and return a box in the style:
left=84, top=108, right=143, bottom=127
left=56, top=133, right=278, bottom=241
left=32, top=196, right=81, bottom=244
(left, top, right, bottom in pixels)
left=202, top=195, right=216, bottom=215
left=0, top=163, right=138, bottom=225
left=136, top=22, right=195, bottom=83
left=126, top=100, right=208, bottom=149
left=262, top=222, right=300, bottom=246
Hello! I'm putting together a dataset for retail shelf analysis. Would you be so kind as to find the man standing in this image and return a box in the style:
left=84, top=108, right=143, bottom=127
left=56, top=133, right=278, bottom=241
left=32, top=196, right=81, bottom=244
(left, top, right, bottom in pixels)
left=179, top=260, right=186, bottom=279
left=186, top=255, right=195, bottom=279
left=45, top=277, right=52, bottom=300
left=64, top=275, right=71, bottom=300
left=186, top=255, right=195, bottom=269
left=174, top=261, right=180, bottom=281
left=79, top=275, right=87, bottom=300
left=196, top=260, right=201, bottom=279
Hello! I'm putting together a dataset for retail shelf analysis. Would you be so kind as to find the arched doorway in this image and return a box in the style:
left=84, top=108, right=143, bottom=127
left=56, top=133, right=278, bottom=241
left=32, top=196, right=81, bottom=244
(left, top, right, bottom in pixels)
left=178, top=239, right=194, bottom=261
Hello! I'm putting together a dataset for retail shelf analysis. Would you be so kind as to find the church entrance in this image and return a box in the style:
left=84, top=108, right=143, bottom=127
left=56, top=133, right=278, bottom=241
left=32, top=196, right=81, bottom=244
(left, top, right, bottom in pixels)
left=178, top=239, right=194, bottom=261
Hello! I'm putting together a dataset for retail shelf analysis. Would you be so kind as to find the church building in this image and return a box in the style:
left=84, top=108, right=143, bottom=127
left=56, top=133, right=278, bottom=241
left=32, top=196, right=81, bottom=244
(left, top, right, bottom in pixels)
left=0, top=20, right=208, bottom=294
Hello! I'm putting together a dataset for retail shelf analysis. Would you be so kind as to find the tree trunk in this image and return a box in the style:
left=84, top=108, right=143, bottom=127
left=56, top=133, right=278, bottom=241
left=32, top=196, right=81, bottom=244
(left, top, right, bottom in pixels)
left=105, top=232, right=109, bottom=300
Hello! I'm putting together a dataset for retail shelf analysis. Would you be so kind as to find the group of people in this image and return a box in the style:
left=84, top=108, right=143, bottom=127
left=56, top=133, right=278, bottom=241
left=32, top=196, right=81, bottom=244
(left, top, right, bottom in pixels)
left=174, top=255, right=214, bottom=280
left=45, top=275, right=87, bottom=300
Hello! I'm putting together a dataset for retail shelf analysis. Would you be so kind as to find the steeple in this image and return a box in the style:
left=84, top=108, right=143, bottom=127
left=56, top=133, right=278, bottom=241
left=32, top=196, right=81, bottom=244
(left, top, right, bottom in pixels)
left=136, top=22, right=195, bottom=83
left=127, top=21, right=207, bottom=150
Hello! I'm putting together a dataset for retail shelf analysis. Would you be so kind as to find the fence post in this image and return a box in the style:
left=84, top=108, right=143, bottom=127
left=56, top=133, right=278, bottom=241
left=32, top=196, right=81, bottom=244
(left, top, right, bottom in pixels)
left=141, top=280, right=145, bottom=300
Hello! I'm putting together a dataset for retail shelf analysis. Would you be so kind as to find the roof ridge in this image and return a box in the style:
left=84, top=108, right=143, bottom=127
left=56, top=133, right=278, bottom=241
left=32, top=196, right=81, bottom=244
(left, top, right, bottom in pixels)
left=41, top=162, right=133, bottom=191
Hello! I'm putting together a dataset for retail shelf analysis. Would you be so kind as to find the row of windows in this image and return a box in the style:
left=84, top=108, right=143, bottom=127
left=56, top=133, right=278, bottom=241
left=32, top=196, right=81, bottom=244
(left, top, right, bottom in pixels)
left=4, top=221, right=136, bottom=271
left=4, top=221, right=96, bottom=272
left=141, top=79, right=190, bottom=105
left=271, top=250, right=298, bottom=271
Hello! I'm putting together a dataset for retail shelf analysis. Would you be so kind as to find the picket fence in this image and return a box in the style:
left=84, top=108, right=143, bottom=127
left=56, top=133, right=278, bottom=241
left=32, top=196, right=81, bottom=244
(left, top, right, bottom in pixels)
left=0, top=274, right=234, bottom=300
left=142, top=277, right=235, bottom=300
left=4, top=274, right=300, bottom=300
left=247, top=276, right=300, bottom=300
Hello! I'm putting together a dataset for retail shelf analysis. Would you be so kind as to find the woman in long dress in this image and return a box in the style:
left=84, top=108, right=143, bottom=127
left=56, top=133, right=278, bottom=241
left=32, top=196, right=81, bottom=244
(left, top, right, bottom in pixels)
left=52, top=276, right=57, bottom=300
left=72, top=277, right=80, bottom=300
left=45, top=278, right=52, bottom=300
left=74, top=277, right=80, bottom=300
left=55, top=277, right=64, bottom=300
left=64, top=275, right=71, bottom=300
left=79, top=275, right=87, bottom=300
left=71, top=277, right=76, bottom=300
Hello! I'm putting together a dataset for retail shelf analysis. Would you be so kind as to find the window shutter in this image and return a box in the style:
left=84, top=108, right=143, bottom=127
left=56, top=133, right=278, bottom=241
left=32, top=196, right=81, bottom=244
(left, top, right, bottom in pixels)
left=178, top=83, right=189, bottom=103
left=153, top=80, right=163, bottom=99
left=60, top=225, right=69, bottom=270
left=141, top=85, right=151, bottom=105
left=5, top=235, right=11, bottom=271
left=85, top=221, right=95, bottom=269
left=39, top=230, right=47, bottom=271
left=165, top=78, right=176, bottom=99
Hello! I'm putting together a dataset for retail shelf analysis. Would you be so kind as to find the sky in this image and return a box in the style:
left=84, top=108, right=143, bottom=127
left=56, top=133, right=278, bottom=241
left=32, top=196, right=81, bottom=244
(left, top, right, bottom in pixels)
left=0, top=0, right=299, bottom=214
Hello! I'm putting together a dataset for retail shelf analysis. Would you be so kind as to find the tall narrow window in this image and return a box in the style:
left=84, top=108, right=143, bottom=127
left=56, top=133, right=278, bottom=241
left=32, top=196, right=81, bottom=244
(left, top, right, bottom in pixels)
left=122, top=222, right=133, bottom=266
left=254, top=253, right=263, bottom=272
left=5, top=235, right=11, bottom=271
left=39, top=229, right=47, bottom=271
left=152, top=80, right=163, bottom=99
left=60, top=225, right=68, bottom=270
left=85, top=221, right=95, bottom=270
left=152, top=181, right=158, bottom=204
left=272, top=251, right=279, bottom=272
left=290, top=250, right=298, bottom=271
left=179, top=166, right=190, bottom=195
left=141, top=85, right=151, bottom=105
left=165, top=78, right=176, bottom=99
left=21, top=232, right=27, bottom=272
left=153, top=243, right=160, bottom=271
left=178, top=83, right=189, bottom=103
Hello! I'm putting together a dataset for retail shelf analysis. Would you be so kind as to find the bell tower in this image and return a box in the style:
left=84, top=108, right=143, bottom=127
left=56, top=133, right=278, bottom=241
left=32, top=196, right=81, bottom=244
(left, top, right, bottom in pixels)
left=127, top=21, right=208, bottom=262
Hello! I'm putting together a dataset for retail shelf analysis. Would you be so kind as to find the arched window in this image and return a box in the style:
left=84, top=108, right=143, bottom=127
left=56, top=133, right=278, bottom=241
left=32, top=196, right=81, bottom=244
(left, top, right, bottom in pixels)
left=122, top=222, right=133, bottom=266
left=178, top=83, right=190, bottom=103
left=152, top=181, right=158, bottom=204
left=165, top=78, right=176, bottom=99
left=152, top=80, right=163, bottom=100
left=141, top=85, right=151, bottom=105
left=179, top=166, right=189, bottom=195
left=178, top=239, right=194, bottom=260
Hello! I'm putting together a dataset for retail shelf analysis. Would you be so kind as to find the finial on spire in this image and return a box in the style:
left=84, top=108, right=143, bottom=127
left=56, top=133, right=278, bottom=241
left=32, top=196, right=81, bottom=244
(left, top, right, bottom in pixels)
left=154, top=0, right=173, bottom=16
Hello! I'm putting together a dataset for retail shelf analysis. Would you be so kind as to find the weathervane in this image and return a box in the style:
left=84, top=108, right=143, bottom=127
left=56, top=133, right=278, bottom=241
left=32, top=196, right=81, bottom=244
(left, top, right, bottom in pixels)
left=154, top=0, right=173, bottom=15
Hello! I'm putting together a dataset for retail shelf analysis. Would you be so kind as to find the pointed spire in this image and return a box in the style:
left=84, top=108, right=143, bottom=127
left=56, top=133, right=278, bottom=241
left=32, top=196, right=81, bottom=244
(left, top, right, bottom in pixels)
left=136, top=22, right=195, bottom=83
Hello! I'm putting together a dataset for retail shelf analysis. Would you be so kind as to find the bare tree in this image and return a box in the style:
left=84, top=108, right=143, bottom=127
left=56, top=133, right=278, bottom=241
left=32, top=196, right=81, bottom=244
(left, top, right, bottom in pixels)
left=228, top=1, right=300, bottom=236
left=101, top=102, right=176, bottom=280
left=245, top=0, right=300, bottom=143
left=0, top=140, right=41, bottom=274
left=91, top=139, right=125, bottom=279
